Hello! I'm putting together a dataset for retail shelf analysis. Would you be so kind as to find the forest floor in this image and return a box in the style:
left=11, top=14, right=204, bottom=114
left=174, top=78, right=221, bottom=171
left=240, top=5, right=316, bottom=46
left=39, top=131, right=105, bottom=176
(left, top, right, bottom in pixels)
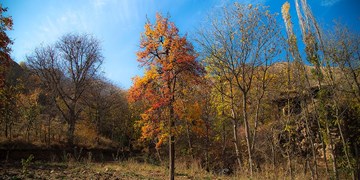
left=0, top=160, right=233, bottom=180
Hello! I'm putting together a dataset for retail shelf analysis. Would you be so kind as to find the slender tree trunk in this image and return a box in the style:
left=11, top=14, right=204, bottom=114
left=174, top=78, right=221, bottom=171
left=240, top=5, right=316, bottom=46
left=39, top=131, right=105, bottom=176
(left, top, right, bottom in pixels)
left=302, top=103, right=318, bottom=180
left=354, top=143, right=359, bottom=180
left=314, top=100, right=330, bottom=179
left=325, top=117, right=338, bottom=179
left=286, top=93, right=293, bottom=180
left=67, top=119, right=76, bottom=147
left=185, top=121, right=194, bottom=159
left=222, top=120, right=227, bottom=170
left=307, top=155, right=314, bottom=179
left=96, top=109, right=101, bottom=144
left=5, top=123, right=8, bottom=139
left=169, top=76, right=176, bottom=180
left=232, top=120, right=242, bottom=170
left=220, top=89, right=227, bottom=170
left=26, top=127, right=30, bottom=143
left=169, top=105, right=175, bottom=180
left=251, top=99, right=260, bottom=152
left=156, top=148, right=162, bottom=163
left=242, top=92, right=253, bottom=176
left=9, top=122, right=12, bottom=141
left=286, top=54, right=293, bottom=180
left=297, top=60, right=321, bottom=179
left=205, top=120, right=210, bottom=172
left=47, top=116, right=51, bottom=146
left=311, top=85, right=330, bottom=178
left=229, top=84, right=242, bottom=171
left=319, top=119, right=330, bottom=178
left=271, top=129, right=277, bottom=179
left=327, top=65, right=355, bottom=179
left=334, top=104, right=354, bottom=179
left=287, top=150, right=294, bottom=180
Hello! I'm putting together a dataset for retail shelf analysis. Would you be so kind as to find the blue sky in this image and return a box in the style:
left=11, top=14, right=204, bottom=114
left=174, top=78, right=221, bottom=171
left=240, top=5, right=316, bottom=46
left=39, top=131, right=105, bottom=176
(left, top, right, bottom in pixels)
left=3, top=0, right=360, bottom=89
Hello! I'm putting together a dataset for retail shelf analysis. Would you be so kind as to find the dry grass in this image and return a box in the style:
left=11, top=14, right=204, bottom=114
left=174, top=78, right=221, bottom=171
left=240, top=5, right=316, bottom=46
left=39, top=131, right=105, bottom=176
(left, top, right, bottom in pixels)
left=91, top=159, right=220, bottom=180
left=89, top=160, right=314, bottom=179
left=1, top=158, right=335, bottom=180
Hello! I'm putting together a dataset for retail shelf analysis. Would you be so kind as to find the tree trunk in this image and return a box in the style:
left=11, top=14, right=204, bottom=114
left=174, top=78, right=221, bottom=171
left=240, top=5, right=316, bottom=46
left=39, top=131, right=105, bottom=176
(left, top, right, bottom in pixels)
left=306, top=155, right=314, bottom=179
left=354, top=143, right=359, bottom=180
left=5, top=122, right=8, bottom=139
left=222, top=122, right=227, bottom=170
left=232, top=120, right=242, bottom=170
left=185, top=121, right=194, bottom=159
left=229, top=82, right=242, bottom=171
left=156, top=148, right=162, bottom=163
left=169, top=105, right=175, bottom=180
left=9, top=122, right=12, bottom=141
left=205, top=119, right=210, bottom=172
left=271, top=130, right=277, bottom=179
left=26, top=124, right=31, bottom=143
left=96, top=109, right=101, bottom=144
left=325, top=118, right=338, bottom=179
left=251, top=98, right=261, bottom=152
left=287, top=151, right=293, bottom=180
left=220, top=89, right=227, bottom=170
left=47, top=115, right=52, bottom=146
left=67, top=120, right=76, bottom=147
left=303, top=103, right=318, bottom=180
left=169, top=77, right=176, bottom=180
left=327, top=64, right=355, bottom=179
left=334, top=104, right=354, bottom=179
left=242, top=93, right=253, bottom=176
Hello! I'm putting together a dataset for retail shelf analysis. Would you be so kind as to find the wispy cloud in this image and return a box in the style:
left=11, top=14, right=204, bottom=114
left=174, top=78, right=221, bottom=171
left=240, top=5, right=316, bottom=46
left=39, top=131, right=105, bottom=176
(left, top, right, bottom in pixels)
left=93, top=0, right=107, bottom=9
left=35, top=10, right=91, bottom=47
left=89, top=0, right=145, bottom=33
left=239, top=0, right=267, bottom=5
left=321, top=0, right=341, bottom=6
left=215, top=0, right=267, bottom=7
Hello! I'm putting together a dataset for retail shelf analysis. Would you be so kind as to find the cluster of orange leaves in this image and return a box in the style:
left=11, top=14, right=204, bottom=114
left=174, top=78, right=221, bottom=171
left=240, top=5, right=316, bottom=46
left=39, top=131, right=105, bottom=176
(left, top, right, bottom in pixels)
left=0, top=5, right=13, bottom=88
left=128, top=13, right=205, bottom=149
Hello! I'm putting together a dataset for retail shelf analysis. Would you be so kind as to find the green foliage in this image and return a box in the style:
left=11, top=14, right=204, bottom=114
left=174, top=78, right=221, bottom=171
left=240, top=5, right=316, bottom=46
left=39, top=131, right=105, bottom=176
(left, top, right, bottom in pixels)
left=21, top=154, right=34, bottom=174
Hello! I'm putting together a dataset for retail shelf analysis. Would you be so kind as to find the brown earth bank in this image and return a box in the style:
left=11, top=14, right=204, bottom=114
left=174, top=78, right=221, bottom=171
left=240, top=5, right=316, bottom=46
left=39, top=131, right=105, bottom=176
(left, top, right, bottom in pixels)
left=0, top=141, right=136, bottom=162
left=0, top=162, right=152, bottom=180
left=0, top=148, right=132, bottom=162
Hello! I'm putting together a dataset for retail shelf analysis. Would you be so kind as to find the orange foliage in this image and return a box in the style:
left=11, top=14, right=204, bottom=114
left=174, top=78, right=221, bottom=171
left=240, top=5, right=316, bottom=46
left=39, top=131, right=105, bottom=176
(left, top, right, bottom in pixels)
left=128, top=13, right=204, bottom=148
left=0, top=5, right=13, bottom=88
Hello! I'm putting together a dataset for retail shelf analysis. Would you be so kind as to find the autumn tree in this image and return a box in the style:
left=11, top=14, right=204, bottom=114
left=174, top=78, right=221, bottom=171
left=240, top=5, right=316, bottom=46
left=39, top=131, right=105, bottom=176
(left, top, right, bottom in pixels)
left=173, top=73, right=207, bottom=160
left=83, top=78, right=130, bottom=144
left=0, top=81, right=21, bottom=140
left=197, top=3, right=281, bottom=176
left=281, top=1, right=358, bottom=178
left=18, top=88, right=41, bottom=142
left=27, top=33, right=103, bottom=146
left=0, top=3, right=13, bottom=88
left=128, top=13, right=204, bottom=180
left=0, top=62, right=23, bottom=140
left=0, top=4, right=16, bottom=139
left=325, top=23, right=360, bottom=180
left=326, top=24, right=360, bottom=102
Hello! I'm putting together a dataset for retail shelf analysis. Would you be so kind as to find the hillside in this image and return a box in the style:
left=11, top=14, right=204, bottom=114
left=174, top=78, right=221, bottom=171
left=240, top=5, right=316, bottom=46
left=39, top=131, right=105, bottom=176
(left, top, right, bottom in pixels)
left=1, top=1, right=360, bottom=179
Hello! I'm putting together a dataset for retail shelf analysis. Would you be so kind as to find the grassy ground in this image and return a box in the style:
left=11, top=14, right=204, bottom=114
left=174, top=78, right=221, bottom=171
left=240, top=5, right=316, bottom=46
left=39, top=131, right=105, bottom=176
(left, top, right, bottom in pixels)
left=1, top=158, right=335, bottom=179
left=0, top=160, right=228, bottom=180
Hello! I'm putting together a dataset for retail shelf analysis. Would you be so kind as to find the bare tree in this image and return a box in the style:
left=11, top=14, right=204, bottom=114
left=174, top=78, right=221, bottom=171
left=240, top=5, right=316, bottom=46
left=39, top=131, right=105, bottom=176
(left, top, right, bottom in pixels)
left=325, top=23, right=359, bottom=180
left=326, top=24, right=360, bottom=102
left=27, top=33, right=103, bottom=146
left=197, top=3, right=281, bottom=176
